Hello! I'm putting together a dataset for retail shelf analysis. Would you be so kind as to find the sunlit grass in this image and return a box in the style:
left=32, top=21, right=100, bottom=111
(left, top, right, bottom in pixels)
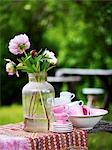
left=0, top=104, right=23, bottom=125
left=88, top=132, right=112, bottom=150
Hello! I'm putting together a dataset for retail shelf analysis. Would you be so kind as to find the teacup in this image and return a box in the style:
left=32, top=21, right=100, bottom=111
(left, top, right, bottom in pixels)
left=53, top=97, right=70, bottom=106
left=82, top=106, right=90, bottom=115
left=66, top=100, right=84, bottom=107
left=60, top=91, right=75, bottom=103
left=65, top=101, right=88, bottom=116
left=54, top=112, right=68, bottom=124
left=52, top=105, right=65, bottom=113
left=66, top=104, right=90, bottom=116
left=66, top=105, right=83, bottom=116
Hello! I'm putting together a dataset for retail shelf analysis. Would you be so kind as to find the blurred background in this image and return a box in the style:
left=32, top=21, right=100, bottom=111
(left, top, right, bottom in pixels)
left=1, top=0, right=112, bottom=105
left=0, top=0, right=112, bottom=149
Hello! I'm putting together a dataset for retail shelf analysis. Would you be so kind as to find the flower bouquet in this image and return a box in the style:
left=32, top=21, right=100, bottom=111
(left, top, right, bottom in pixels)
left=5, top=34, right=57, bottom=76
left=5, top=34, right=57, bottom=132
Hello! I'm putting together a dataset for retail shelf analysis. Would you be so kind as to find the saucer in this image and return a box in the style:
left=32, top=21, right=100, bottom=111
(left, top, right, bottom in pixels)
left=50, top=122, right=73, bottom=133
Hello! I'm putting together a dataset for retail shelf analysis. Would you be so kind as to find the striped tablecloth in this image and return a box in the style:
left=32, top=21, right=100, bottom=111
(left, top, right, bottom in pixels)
left=0, top=123, right=88, bottom=150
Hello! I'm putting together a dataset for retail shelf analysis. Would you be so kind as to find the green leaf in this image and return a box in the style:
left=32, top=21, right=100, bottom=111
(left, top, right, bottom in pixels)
left=41, top=61, right=49, bottom=71
left=24, top=55, right=32, bottom=62
left=47, top=65, right=56, bottom=71
left=17, top=58, right=23, bottom=63
left=21, top=56, right=26, bottom=61
left=36, top=48, right=43, bottom=56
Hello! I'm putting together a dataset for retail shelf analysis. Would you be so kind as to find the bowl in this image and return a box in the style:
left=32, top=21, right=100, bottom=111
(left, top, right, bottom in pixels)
left=68, top=108, right=108, bottom=130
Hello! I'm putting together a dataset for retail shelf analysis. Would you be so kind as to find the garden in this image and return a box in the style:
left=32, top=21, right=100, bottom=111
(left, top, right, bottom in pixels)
left=0, top=0, right=112, bottom=149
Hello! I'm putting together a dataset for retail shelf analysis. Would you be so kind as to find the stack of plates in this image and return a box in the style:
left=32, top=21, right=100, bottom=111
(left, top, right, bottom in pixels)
left=50, top=122, right=73, bottom=133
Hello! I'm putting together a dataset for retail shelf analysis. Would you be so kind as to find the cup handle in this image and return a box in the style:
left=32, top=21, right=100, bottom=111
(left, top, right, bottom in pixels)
left=79, top=100, right=84, bottom=106
left=71, top=93, right=75, bottom=99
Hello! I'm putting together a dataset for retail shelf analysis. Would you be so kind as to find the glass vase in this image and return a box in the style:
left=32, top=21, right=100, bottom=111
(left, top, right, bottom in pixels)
left=22, top=72, right=55, bottom=132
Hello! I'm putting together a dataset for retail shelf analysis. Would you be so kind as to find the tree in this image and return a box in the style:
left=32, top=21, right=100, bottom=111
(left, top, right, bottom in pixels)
left=0, top=0, right=112, bottom=104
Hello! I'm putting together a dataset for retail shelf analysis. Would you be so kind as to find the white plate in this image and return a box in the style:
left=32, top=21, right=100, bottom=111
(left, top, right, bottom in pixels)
left=52, top=129, right=73, bottom=133
left=51, top=122, right=72, bottom=126
left=53, top=127, right=73, bottom=130
left=52, top=125, right=72, bottom=128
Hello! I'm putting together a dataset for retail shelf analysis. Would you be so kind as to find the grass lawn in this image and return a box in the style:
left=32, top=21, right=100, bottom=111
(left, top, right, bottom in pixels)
left=0, top=104, right=23, bottom=125
left=0, top=104, right=112, bottom=149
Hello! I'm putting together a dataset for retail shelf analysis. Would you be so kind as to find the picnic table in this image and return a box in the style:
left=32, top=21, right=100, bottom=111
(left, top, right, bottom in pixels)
left=0, top=122, right=88, bottom=150
left=55, top=68, right=112, bottom=110
left=89, top=120, right=112, bottom=133
left=0, top=120, right=111, bottom=150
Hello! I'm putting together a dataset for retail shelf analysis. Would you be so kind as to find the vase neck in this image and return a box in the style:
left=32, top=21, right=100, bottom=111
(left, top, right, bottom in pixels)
left=28, top=72, right=47, bottom=82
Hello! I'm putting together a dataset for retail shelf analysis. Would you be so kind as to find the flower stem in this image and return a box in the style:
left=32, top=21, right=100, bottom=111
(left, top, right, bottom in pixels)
left=39, top=91, right=48, bottom=119
left=32, top=93, right=38, bottom=116
left=23, top=50, right=27, bottom=57
left=28, top=93, right=34, bottom=116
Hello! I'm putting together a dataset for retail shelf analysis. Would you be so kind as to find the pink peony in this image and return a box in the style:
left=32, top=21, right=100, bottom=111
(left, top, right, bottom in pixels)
left=8, top=34, right=30, bottom=55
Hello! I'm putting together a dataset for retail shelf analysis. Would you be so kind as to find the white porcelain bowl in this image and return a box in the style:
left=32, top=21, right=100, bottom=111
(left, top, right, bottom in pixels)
left=68, top=108, right=108, bottom=130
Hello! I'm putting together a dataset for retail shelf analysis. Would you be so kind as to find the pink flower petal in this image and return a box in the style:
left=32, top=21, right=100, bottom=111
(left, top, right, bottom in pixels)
left=25, top=41, right=30, bottom=49
left=9, top=48, right=18, bottom=55
left=8, top=34, right=30, bottom=55
left=8, top=72, right=15, bottom=75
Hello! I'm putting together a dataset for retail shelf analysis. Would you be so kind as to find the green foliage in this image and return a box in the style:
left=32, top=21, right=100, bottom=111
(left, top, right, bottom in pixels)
left=16, top=49, right=55, bottom=73
left=43, top=0, right=112, bottom=68
left=0, top=0, right=112, bottom=104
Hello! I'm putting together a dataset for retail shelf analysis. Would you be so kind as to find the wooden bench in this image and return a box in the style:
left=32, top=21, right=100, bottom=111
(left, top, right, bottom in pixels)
left=55, top=68, right=112, bottom=110
left=82, top=88, right=104, bottom=107
left=47, top=76, right=81, bottom=97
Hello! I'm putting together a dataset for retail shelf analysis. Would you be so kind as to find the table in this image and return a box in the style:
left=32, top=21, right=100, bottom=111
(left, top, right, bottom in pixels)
left=89, top=120, right=112, bottom=133
left=0, top=123, right=88, bottom=150
left=55, top=68, right=112, bottom=110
